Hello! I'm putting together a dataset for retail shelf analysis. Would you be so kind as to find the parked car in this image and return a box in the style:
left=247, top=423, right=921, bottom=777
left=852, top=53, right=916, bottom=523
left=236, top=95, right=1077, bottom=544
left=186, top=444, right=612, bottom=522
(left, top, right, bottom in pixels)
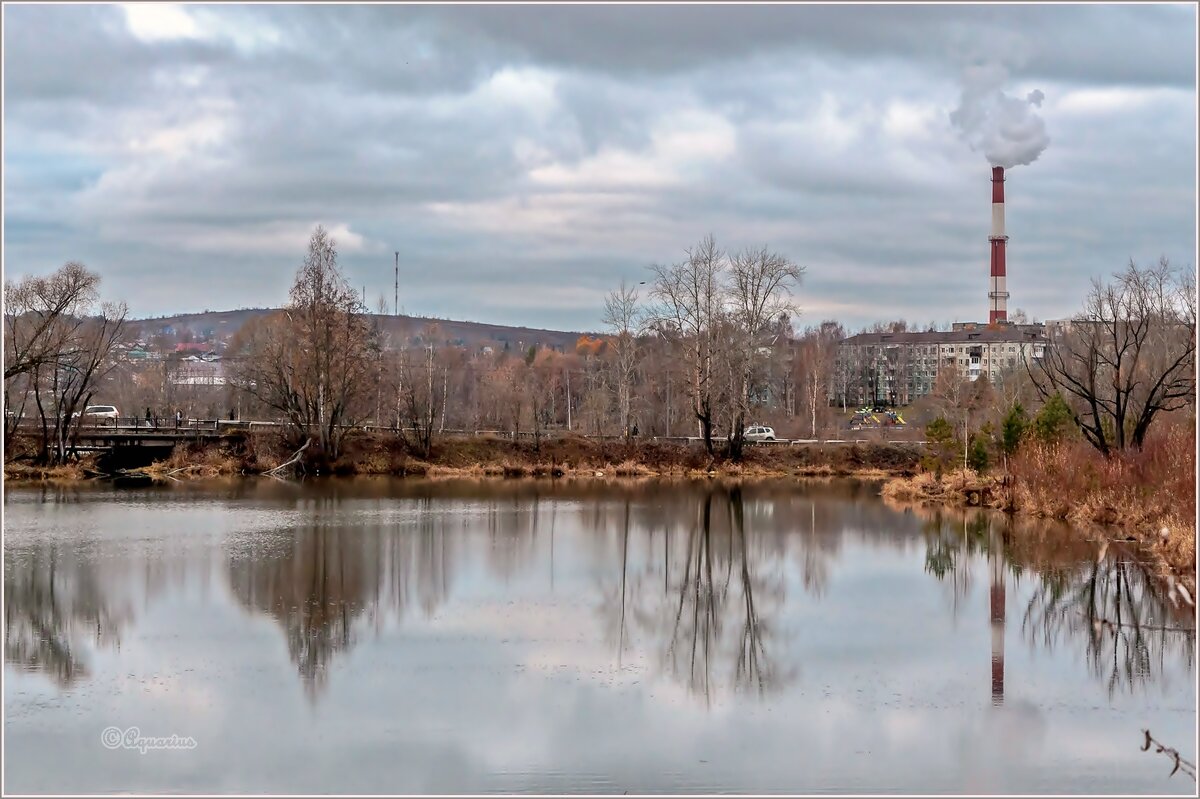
left=744, top=425, right=777, bottom=442
left=74, top=405, right=120, bottom=424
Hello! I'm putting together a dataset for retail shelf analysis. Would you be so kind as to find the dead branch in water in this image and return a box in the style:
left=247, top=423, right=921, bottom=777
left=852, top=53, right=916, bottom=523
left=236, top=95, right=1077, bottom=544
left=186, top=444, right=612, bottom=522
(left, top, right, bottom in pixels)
left=1141, top=729, right=1196, bottom=780
left=1081, top=611, right=1195, bottom=634
left=264, top=438, right=311, bottom=476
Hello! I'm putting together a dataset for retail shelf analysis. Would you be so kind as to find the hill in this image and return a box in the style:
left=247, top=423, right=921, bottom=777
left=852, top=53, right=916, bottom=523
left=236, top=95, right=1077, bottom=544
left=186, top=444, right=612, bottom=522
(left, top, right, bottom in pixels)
left=129, top=308, right=589, bottom=353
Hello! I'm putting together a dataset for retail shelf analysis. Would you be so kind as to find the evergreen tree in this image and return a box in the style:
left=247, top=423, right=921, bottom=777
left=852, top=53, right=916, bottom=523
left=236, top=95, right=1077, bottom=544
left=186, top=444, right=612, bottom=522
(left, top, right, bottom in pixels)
left=1034, top=393, right=1072, bottom=444
left=1000, top=401, right=1028, bottom=456
left=968, top=434, right=990, bottom=473
left=925, top=416, right=956, bottom=474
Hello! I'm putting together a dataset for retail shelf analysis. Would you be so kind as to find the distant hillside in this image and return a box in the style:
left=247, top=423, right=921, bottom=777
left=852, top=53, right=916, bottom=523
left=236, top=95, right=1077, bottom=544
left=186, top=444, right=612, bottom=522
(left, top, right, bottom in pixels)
left=130, top=308, right=590, bottom=352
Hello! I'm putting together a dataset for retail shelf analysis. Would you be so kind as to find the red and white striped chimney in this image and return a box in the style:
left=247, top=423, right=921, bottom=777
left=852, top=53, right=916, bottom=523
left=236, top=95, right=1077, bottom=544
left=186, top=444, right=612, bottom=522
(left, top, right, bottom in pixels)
left=988, top=166, right=1009, bottom=325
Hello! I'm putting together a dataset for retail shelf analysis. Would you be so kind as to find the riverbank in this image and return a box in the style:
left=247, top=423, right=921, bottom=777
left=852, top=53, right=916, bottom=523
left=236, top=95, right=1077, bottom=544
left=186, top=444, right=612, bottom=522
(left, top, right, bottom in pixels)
left=3, top=432, right=924, bottom=482
left=122, top=433, right=925, bottom=481
left=882, top=426, right=1197, bottom=593
left=8, top=429, right=1192, bottom=588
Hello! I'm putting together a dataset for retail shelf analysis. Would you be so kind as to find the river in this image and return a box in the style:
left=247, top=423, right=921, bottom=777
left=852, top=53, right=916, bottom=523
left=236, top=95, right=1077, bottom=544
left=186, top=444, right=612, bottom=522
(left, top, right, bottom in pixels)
left=3, top=478, right=1195, bottom=794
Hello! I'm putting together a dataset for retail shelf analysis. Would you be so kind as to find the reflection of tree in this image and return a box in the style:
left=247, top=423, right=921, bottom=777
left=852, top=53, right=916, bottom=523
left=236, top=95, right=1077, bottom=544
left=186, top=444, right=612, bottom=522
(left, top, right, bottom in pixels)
left=665, top=491, right=724, bottom=700
left=4, top=545, right=135, bottom=687
left=917, top=504, right=1195, bottom=697
left=922, top=511, right=1003, bottom=616
left=795, top=498, right=837, bottom=598
left=482, top=492, right=543, bottom=583
left=600, top=485, right=790, bottom=704
left=228, top=497, right=456, bottom=699
left=1023, top=554, right=1195, bottom=697
left=229, top=520, right=369, bottom=697
left=729, top=488, right=775, bottom=694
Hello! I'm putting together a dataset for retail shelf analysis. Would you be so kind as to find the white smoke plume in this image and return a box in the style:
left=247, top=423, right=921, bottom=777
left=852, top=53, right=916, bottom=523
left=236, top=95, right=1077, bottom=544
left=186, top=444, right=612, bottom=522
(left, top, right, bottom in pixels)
left=950, top=63, right=1050, bottom=168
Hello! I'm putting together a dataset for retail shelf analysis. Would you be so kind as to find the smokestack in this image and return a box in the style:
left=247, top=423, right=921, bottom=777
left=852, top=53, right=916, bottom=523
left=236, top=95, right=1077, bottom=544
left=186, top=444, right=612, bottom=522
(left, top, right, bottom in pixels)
left=989, top=541, right=1006, bottom=706
left=988, top=166, right=1009, bottom=325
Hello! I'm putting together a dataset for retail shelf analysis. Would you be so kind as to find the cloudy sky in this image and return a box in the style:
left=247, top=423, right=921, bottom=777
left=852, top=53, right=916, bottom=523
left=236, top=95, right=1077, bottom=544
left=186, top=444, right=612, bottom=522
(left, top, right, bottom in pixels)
left=3, top=3, right=1196, bottom=331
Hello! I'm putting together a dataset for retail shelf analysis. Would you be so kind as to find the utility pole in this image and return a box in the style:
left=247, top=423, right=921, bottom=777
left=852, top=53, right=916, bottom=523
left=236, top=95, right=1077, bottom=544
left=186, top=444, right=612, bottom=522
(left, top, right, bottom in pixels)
left=440, top=366, right=448, bottom=432
left=394, top=251, right=399, bottom=317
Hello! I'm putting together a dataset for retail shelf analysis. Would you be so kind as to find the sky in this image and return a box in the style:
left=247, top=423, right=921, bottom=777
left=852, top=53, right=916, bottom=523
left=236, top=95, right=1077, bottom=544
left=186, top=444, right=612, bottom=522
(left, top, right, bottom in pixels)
left=3, top=3, right=1196, bottom=332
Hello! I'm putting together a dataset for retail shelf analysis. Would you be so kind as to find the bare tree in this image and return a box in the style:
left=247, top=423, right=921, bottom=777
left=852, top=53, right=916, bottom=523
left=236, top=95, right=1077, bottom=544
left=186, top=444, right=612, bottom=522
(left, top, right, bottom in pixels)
left=603, top=280, right=641, bottom=439
left=4, top=262, right=100, bottom=382
left=395, top=326, right=444, bottom=457
left=3, top=261, right=126, bottom=463
left=526, top=348, right=563, bottom=448
left=1032, top=259, right=1196, bottom=453
left=4, top=263, right=107, bottom=444
left=927, top=369, right=993, bottom=469
left=795, top=321, right=841, bottom=438
left=725, top=246, right=803, bottom=457
left=29, top=302, right=128, bottom=464
left=228, top=226, right=377, bottom=458
left=650, top=235, right=726, bottom=454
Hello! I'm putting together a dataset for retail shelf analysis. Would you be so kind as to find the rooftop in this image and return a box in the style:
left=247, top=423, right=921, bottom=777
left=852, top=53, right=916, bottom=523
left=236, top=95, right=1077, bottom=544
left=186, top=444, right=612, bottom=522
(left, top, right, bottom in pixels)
left=842, top=325, right=1046, bottom=346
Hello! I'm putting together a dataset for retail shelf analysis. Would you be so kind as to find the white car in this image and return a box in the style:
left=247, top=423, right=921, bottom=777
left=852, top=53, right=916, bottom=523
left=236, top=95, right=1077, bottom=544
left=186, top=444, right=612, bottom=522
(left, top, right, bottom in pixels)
left=75, top=405, right=120, bottom=423
left=744, top=425, right=777, bottom=442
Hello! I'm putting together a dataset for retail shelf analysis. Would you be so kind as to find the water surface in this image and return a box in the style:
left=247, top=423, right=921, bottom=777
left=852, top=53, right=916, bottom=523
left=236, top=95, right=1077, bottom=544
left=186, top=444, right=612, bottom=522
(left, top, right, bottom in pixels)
left=4, top=478, right=1195, bottom=793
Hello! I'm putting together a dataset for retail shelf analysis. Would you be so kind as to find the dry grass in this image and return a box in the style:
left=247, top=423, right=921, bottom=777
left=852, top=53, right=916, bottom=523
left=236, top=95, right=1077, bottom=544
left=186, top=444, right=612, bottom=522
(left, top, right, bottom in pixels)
left=884, top=422, right=1196, bottom=588
left=611, top=459, right=654, bottom=477
left=304, top=434, right=923, bottom=479
left=139, top=444, right=242, bottom=479
left=4, top=458, right=93, bottom=482
left=1010, top=423, right=1195, bottom=582
left=881, top=468, right=996, bottom=507
left=5, top=433, right=924, bottom=483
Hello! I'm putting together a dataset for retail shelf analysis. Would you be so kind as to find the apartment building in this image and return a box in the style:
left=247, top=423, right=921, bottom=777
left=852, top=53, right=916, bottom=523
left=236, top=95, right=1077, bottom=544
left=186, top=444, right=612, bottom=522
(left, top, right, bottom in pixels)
left=833, top=323, right=1046, bottom=408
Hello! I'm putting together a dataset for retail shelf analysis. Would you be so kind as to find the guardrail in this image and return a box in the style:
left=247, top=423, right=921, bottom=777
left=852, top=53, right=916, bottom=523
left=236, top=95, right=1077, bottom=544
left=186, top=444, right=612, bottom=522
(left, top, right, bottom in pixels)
left=9, top=417, right=927, bottom=448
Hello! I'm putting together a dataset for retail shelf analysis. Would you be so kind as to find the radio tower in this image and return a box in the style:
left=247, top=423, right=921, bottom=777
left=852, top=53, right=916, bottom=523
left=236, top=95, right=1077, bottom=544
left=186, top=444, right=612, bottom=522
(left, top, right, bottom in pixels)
left=394, top=251, right=399, bottom=316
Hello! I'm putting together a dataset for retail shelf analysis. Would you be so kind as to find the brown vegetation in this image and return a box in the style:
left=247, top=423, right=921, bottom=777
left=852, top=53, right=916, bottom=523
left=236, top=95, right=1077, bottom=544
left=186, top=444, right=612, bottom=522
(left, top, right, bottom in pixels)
left=881, top=469, right=998, bottom=507
left=1, top=432, right=918, bottom=484
left=332, top=434, right=921, bottom=480
left=883, top=422, right=1196, bottom=588
left=3, top=458, right=94, bottom=482
left=1009, top=424, right=1195, bottom=583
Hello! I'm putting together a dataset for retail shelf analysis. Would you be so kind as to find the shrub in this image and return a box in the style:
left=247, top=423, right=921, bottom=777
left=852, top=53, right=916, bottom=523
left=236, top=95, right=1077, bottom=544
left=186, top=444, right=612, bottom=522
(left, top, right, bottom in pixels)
left=1010, top=421, right=1195, bottom=577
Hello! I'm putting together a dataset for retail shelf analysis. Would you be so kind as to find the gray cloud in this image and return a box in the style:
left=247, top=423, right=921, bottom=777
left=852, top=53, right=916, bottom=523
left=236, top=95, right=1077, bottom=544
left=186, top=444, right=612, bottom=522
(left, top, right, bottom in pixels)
left=2, top=4, right=1195, bottom=331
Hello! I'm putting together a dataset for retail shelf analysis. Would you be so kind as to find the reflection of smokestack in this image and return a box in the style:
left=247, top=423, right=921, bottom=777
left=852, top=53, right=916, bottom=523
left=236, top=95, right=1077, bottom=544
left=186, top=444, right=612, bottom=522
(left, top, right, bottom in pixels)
left=989, top=542, right=1006, bottom=705
left=989, top=166, right=1009, bottom=325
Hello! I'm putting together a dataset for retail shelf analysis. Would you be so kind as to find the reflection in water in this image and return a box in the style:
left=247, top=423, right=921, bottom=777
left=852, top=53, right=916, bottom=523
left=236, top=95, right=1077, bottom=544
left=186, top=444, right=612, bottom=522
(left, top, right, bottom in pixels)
left=602, top=485, right=790, bottom=704
left=4, top=546, right=135, bottom=686
left=915, top=503, right=1196, bottom=698
left=1024, top=554, right=1196, bottom=697
left=990, top=524, right=1006, bottom=705
left=6, top=478, right=1194, bottom=710
left=227, top=496, right=455, bottom=697
left=5, top=479, right=1196, bottom=795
